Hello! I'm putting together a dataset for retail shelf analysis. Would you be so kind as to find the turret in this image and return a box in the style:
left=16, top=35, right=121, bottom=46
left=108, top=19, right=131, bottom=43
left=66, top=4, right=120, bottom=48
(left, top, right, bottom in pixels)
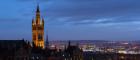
left=42, top=18, right=44, bottom=26
left=32, top=18, right=35, bottom=25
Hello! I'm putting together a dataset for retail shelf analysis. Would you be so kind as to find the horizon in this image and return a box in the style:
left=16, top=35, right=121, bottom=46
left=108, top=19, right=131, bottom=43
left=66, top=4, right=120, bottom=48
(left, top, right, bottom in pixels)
left=0, top=0, right=140, bottom=41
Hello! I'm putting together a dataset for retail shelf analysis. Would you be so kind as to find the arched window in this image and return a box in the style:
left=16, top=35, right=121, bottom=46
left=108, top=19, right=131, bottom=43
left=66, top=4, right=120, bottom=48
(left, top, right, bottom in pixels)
left=38, top=34, right=42, bottom=40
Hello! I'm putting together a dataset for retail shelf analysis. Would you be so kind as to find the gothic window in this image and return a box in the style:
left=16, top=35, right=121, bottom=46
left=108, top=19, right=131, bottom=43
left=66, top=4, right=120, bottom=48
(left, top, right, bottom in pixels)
left=38, top=34, right=42, bottom=40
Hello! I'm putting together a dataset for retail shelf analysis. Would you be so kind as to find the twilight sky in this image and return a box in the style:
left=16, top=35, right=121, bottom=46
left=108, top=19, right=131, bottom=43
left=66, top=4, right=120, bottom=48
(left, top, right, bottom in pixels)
left=0, top=0, right=140, bottom=41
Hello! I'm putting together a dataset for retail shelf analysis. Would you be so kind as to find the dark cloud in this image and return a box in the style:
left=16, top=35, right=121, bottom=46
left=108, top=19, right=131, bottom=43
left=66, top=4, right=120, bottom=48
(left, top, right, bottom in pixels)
left=16, top=0, right=140, bottom=25
left=41, top=0, right=140, bottom=25
left=16, top=0, right=47, bottom=2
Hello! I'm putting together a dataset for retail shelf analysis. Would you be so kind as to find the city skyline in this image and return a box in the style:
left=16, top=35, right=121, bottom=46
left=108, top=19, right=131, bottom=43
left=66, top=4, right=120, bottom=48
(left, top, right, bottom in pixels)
left=0, top=0, right=140, bottom=41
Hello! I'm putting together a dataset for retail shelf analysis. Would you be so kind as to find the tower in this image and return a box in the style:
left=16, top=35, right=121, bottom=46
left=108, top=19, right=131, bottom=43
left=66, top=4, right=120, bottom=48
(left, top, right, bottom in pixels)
left=32, top=5, right=45, bottom=49
left=46, top=34, right=49, bottom=48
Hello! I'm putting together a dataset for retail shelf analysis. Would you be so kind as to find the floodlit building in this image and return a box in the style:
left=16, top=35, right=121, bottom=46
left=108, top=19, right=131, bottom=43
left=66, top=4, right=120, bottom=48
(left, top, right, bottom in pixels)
left=32, top=5, right=45, bottom=49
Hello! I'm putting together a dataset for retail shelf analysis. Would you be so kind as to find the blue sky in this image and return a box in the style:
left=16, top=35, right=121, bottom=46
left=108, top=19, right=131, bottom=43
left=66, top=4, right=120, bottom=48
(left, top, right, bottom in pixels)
left=0, top=0, right=140, bottom=41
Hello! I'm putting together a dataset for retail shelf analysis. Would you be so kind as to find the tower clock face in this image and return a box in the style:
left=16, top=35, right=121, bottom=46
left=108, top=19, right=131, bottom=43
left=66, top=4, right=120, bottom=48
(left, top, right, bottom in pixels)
left=38, top=34, right=42, bottom=40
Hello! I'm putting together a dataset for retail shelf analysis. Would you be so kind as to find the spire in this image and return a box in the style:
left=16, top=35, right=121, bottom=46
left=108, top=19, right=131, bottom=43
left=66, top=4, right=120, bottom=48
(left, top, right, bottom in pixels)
left=46, top=33, right=49, bottom=47
left=36, top=5, right=40, bottom=13
left=42, top=18, right=44, bottom=25
left=68, top=40, right=71, bottom=47
left=45, top=29, right=49, bottom=48
left=36, top=4, right=41, bottom=24
left=32, top=18, right=34, bottom=23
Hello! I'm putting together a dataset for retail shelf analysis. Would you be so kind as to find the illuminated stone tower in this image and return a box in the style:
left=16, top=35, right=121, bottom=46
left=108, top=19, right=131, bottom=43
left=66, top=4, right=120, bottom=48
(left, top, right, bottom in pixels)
left=32, top=5, right=44, bottom=48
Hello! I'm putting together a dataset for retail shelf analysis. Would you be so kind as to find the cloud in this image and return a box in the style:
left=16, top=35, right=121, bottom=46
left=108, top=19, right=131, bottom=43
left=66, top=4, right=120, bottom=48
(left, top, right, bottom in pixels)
left=16, top=0, right=47, bottom=2
left=16, top=0, right=140, bottom=26
left=1, top=0, right=140, bottom=40
left=0, top=18, right=21, bottom=22
left=40, top=0, right=140, bottom=25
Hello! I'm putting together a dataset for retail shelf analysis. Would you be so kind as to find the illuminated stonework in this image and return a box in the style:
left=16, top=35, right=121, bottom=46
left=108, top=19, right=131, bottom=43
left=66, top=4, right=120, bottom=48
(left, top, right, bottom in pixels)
left=32, top=5, right=44, bottom=48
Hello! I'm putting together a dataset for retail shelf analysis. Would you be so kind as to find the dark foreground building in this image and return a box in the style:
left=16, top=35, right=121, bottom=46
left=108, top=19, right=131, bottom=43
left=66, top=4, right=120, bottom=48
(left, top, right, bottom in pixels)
left=0, top=40, right=83, bottom=60
left=0, top=40, right=140, bottom=60
left=0, top=40, right=30, bottom=60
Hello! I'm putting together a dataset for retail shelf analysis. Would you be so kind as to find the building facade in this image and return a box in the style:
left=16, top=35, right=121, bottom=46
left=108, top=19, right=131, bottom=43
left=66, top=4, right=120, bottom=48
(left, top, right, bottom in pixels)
left=32, top=5, right=45, bottom=49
